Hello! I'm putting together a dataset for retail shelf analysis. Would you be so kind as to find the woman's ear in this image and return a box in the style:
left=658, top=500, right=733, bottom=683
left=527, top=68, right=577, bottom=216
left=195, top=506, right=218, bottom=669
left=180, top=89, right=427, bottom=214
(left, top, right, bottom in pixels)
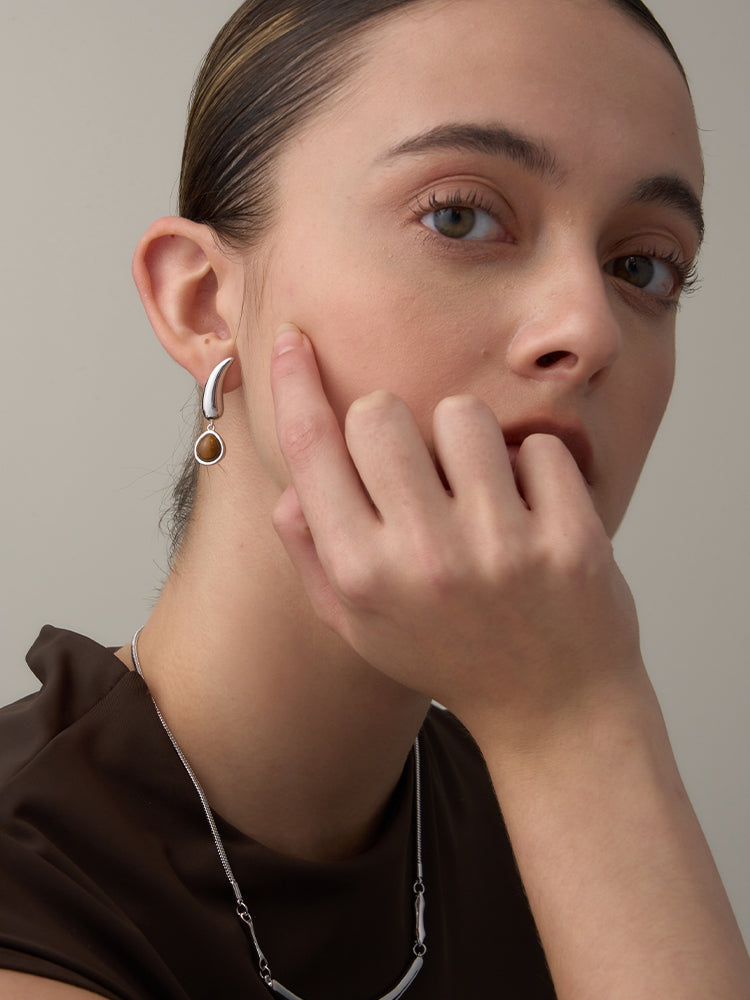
left=132, top=217, right=244, bottom=392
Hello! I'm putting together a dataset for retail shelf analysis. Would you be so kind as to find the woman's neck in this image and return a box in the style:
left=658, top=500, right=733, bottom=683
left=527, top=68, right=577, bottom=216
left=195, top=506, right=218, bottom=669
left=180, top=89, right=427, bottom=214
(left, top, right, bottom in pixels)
left=117, top=473, right=429, bottom=862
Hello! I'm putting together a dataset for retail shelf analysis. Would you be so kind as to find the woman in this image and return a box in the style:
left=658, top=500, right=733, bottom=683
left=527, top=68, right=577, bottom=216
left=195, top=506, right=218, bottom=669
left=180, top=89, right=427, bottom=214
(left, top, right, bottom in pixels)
left=1, top=0, right=748, bottom=997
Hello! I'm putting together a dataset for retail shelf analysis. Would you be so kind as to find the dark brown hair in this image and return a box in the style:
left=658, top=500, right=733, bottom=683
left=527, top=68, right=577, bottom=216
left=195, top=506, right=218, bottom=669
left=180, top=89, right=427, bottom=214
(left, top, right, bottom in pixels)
left=164, top=0, right=689, bottom=562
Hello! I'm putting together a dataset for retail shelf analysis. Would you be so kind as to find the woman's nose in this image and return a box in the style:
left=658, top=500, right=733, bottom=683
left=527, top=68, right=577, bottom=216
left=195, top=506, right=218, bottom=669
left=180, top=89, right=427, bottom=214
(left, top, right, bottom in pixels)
left=507, top=259, right=622, bottom=388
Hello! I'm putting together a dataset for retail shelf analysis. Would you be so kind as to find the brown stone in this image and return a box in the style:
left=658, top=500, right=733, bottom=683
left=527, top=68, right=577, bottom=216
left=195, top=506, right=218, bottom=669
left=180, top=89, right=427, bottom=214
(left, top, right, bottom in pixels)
left=196, top=431, right=222, bottom=463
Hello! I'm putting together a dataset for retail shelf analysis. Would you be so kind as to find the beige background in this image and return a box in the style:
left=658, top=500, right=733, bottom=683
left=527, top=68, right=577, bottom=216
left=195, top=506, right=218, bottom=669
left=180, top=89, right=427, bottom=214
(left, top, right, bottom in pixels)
left=1, top=0, right=748, bottom=946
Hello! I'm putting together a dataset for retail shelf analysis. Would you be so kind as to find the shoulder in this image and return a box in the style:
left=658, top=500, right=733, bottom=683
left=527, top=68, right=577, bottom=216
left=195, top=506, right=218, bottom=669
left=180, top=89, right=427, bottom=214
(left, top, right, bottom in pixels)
left=421, top=702, right=484, bottom=755
left=0, top=628, right=191, bottom=999
left=420, top=704, right=496, bottom=801
left=419, top=704, right=512, bottom=847
left=0, top=626, right=134, bottom=784
left=414, top=708, right=556, bottom=995
left=0, top=970, right=109, bottom=999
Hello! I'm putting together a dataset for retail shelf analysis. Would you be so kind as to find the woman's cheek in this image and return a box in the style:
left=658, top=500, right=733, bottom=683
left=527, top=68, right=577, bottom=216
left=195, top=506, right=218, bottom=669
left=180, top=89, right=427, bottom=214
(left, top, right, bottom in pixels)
left=313, top=296, right=497, bottom=440
left=254, top=227, right=512, bottom=445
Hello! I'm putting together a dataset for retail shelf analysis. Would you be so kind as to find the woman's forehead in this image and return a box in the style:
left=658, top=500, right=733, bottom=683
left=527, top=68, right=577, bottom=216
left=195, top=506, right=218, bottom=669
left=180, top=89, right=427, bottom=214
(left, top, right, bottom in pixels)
left=298, top=0, right=702, bottom=193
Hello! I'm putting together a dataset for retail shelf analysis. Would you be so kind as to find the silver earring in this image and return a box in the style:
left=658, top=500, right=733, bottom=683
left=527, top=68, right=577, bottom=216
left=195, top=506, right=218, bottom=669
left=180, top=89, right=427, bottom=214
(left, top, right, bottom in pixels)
left=194, top=357, right=234, bottom=466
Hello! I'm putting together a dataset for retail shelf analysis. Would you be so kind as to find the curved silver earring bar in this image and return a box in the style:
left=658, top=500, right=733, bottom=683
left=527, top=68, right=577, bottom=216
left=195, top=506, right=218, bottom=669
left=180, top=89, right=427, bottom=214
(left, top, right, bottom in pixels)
left=202, top=357, right=234, bottom=420
left=194, top=357, right=234, bottom=466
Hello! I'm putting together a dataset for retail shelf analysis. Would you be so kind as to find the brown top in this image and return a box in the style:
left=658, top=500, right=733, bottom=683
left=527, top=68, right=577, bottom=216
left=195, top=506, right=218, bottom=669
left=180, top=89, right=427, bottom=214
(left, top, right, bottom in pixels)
left=0, top=626, right=555, bottom=999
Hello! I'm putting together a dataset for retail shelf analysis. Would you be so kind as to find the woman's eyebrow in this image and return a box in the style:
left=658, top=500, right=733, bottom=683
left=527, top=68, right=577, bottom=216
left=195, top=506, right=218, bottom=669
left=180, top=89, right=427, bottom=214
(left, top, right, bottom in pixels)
left=379, top=122, right=704, bottom=246
left=626, top=175, right=705, bottom=248
left=379, top=122, right=561, bottom=179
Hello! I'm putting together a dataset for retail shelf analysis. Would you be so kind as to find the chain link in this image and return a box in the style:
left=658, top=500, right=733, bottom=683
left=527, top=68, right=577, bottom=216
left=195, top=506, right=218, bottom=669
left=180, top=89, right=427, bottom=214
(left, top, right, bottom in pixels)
left=131, top=628, right=426, bottom=1000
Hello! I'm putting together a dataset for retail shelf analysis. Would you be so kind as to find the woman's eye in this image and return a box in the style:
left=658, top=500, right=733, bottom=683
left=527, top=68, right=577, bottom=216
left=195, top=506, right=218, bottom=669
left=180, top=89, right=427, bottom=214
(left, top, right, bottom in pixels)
left=421, top=205, right=503, bottom=241
left=606, top=254, right=677, bottom=299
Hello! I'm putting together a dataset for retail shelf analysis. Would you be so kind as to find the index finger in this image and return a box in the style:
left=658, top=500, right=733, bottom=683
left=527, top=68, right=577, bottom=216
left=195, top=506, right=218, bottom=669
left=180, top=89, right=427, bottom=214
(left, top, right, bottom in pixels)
left=270, top=324, right=376, bottom=541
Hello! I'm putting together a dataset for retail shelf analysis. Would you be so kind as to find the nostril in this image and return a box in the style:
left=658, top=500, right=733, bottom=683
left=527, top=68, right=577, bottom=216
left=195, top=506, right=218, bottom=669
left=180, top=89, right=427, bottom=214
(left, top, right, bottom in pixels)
left=536, top=350, right=573, bottom=369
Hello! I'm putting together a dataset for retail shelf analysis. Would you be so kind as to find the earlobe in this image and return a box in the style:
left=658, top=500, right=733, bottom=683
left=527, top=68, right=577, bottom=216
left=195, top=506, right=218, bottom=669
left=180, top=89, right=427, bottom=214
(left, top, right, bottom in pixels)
left=132, top=216, right=243, bottom=391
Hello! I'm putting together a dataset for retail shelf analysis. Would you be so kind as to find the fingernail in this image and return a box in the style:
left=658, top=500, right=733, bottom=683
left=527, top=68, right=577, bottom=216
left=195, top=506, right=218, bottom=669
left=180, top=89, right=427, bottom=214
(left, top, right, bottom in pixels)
left=273, top=323, right=304, bottom=357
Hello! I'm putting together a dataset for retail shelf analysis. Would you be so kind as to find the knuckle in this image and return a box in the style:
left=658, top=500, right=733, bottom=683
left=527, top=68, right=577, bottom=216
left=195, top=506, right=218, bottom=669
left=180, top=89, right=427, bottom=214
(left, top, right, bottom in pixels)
left=420, top=559, right=456, bottom=598
left=277, top=410, right=333, bottom=464
left=332, top=531, right=459, bottom=610
left=481, top=536, right=521, bottom=581
left=542, top=523, right=613, bottom=583
left=330, top=553, right=380, bottom=609
left=403, top=532, right=460, bottom=597
left=271, top=487, right=306, bottom=537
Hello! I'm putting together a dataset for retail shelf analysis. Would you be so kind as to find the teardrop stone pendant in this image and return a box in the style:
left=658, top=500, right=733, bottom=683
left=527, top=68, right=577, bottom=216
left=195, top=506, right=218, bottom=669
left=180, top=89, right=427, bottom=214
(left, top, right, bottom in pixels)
left=194, top=426, right=225, bottom=465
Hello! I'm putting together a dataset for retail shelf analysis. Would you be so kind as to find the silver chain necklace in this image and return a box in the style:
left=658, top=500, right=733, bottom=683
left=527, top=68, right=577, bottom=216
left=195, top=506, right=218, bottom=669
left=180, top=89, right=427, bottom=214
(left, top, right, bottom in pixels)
left=130, top=629, right=427, bottom=1000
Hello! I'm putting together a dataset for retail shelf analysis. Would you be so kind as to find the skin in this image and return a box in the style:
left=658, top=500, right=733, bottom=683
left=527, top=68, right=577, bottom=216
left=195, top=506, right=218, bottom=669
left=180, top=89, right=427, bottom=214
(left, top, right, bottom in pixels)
left=5, top=0, right=749, bottom=996
left=252, top=0, right=698, bottom=540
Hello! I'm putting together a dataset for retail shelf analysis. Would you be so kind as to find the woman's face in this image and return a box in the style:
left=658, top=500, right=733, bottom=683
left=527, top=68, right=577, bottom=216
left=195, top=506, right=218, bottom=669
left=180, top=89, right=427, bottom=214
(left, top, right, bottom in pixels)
left=238, top=0, right=704, bottom=536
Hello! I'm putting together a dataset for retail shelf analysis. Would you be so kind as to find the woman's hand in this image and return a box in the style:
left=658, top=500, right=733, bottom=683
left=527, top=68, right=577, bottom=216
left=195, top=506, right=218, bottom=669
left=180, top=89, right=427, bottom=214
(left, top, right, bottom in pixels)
left=269, top=323, right=642, bottom=750
left=270, top=324, right=750, bottom=1000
